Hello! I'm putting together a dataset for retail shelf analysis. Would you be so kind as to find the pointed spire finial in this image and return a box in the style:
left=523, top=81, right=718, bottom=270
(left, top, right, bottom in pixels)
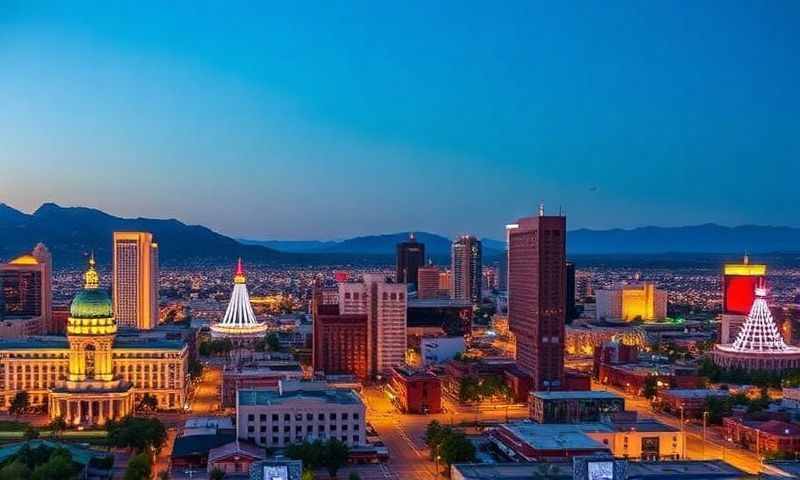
left=234, top=258, right=246, bottom=284
left=84, top=251, right=99, bottom=289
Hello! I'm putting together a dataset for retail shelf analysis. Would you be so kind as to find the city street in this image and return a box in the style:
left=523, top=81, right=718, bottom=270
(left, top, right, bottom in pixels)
left=191, top=365, right=223, bottom=414
left=362, top=386, right=530, bottom=479
left=594, top=382, right=788, bottom=476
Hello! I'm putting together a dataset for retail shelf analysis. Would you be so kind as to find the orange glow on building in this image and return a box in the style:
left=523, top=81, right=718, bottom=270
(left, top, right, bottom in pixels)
left=113, top=232, right=159, bottom=330
left=621, top=283, right=657, bottom=321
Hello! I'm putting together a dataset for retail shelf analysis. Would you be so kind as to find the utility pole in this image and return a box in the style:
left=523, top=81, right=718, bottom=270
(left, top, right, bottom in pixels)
left=680, top=406, right=686, bottom=460
left=703, top=411, right=708, bottom=460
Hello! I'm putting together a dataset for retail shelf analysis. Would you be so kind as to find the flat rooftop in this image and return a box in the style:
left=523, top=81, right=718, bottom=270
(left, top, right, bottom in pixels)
left=238, top=389, right=362, bottom=407
left=452, top=460, right=747, bottom=479
left=531, top=390, right=623, bottom=401
left=408, top=298, right=472, bottom=308
left=661, top=389, right=730, bottom=399
left=499, top=422, right=612, bottom=450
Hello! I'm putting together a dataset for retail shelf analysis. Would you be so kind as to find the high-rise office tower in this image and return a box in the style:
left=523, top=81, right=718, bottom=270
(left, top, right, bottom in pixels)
left=113, top=232, right=159, bottom=330
left=0, top=243, right=52, bottom=332
left=339, top=274, right=407, bottom=376
left=451, top=235, right=482, bottom=304
left=507, top=208, right=566, bottom=391
left=396, top=234, right=425, bottom=290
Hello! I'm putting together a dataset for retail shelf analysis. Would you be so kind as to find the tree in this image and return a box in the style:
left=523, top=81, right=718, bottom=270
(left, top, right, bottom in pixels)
left=301, top=470, right=315, bottom=480
left=439, top=431, right=475, bottom=467
left=286, top=440, right=324, bottom=470
left=189, top=359, right=203, bottom=379
left=108, top=417, right=168, bottom=453
left=458, top=376, right=481, bottom=403
left=9, top=392, right=29, bottom=418
left=31, top=448, right=75, bottom=480
left=348, top=472, right=361, bottom=480
left=138, top=393, right=159, bottom=412
left=322, top=438, right=350, bottom=478
left=0, top=459, right=31, bottom=480
left=124, top=453, right=152, bottom=480
left=642, top=376, right=658, bottom=399
left=266, top=333, right=281, bottom=352
left=210, top=467, right=226, bottom=480
left=23, top=426, right=39, bottom=441
left=48, top=416, right=67, bottom=439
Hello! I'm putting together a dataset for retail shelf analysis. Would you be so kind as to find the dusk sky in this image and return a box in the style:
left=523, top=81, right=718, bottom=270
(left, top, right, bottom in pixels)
left=2, top=2, right=799, bottom=241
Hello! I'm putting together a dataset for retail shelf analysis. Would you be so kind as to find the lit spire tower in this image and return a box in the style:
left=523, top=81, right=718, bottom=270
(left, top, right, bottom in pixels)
left=210, top=258, right=268, bottom=339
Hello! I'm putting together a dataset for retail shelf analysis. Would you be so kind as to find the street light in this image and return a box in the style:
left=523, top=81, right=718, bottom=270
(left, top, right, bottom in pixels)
left=679, top=406, right=686, bottom=460
left=702, top=411, right=709, bottom=460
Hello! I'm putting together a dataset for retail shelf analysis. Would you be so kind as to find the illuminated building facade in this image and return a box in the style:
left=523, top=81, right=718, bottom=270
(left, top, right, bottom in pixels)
left=396, top=233, right=425, bottom=290
left=210, top=259, right=268, bottom=341
left=0, top=243, right=52, bottom=335
left=720, top=257, right=767, bottom=344
left=0, top=258, right=188, bottom=424
left=507, top=209, right=567, bottom=391
left=312, top=313, right=368, bottom=379
left=713, top=287, right=800, bottom=371
left=416, top=264, right=441, bottom=300
left=451, top=235, right=482, bottom=304
left=596, top=282, right=667, bottom=322
left=113, top=232, right=159, bottom=330
left=338, top=274, right=407, bottom=376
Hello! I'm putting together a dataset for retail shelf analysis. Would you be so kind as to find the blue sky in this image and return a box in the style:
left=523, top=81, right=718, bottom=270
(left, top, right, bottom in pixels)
left=1, top=1, right=799, bottom=240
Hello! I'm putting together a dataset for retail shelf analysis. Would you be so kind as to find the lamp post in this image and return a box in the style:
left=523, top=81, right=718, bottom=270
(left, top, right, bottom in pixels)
left=679, top=406, right=686, bottom=460
left=435, top=453, right=441, bottom=478
left=702, top=411, right=709, bottom=460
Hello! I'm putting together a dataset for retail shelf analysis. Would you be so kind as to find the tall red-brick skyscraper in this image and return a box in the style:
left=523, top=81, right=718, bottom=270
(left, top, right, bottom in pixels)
left=507, top=207, right=566, bottom=391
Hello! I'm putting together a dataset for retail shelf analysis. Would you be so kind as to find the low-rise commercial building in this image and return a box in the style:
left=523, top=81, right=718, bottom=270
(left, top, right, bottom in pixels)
left=656, top=389, right=730, bottom=418
left=451, top=460, right=745, bottom=480
left=222, top=362, right=304, bottom=407
left=237, top=388, right=366, bottom=449
left=490, top=419, right=682, bottom=461
left=529, top=391, right=624, bottom=424
left=388, top=366, right=441, bottom=414
left=724, top=417, right=800, bottom=457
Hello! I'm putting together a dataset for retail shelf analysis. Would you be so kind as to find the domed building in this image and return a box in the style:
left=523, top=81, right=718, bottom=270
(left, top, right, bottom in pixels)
left=49, top=256, right=135, bottom=425
left=0, top=256, right=189, bottom=426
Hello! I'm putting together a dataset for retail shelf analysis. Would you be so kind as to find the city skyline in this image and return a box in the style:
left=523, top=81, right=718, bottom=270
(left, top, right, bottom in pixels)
left=3, top=2, right=800, bottom=240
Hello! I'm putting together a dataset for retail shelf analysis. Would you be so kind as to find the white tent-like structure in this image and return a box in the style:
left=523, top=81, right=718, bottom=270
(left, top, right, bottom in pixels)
left=210, top=258, right=268, bottom=338
left=731, top=287, right=790, bottom=352
left=713, top=285, right=800, bottom=370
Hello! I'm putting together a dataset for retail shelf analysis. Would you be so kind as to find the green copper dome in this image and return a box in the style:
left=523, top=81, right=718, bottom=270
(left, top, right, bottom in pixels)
left=70, top=288, right=113, bottom=319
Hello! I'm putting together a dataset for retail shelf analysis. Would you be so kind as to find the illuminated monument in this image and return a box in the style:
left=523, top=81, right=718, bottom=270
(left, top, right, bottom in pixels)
left=49, top=256, right=134, bottom=425
left=210, top=259, right=268, bottom=341
left=713, top=285, right=800, bottom=371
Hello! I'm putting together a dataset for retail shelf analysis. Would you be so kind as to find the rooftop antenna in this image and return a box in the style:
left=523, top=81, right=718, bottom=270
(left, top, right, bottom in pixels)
left=538, top=202, right=545, bottom=217
left=558, top=205, right=563, bottom=216
left=743, top=251, right=750, bottom=265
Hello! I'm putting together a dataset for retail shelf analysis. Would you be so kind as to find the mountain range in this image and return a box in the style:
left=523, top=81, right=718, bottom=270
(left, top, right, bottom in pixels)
left=2, top=202, right=799, bottom=267
left=240, top=233, right=504, bottom=257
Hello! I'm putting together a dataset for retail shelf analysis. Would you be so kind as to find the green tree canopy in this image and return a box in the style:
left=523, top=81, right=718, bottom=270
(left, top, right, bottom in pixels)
left=124, top=453, right=151, bottom=480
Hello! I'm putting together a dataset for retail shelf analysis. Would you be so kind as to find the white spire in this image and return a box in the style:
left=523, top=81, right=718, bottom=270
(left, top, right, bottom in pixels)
left=731, top=288, right=789, bottom=352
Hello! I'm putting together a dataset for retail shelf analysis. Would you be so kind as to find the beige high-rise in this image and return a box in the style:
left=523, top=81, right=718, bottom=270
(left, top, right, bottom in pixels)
left=113, top=232, right=159, bottom=330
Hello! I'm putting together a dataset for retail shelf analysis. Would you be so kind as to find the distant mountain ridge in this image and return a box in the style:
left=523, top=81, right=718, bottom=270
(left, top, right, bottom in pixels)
left=248, top=224, right=800, bottom=257
left=3, top=202, right=799, bottom=267
left=0, top=203, right=361, bottom=267
left=568, top=224, right=800, bottom=254
left=241, top=232, right=503, bottom=257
